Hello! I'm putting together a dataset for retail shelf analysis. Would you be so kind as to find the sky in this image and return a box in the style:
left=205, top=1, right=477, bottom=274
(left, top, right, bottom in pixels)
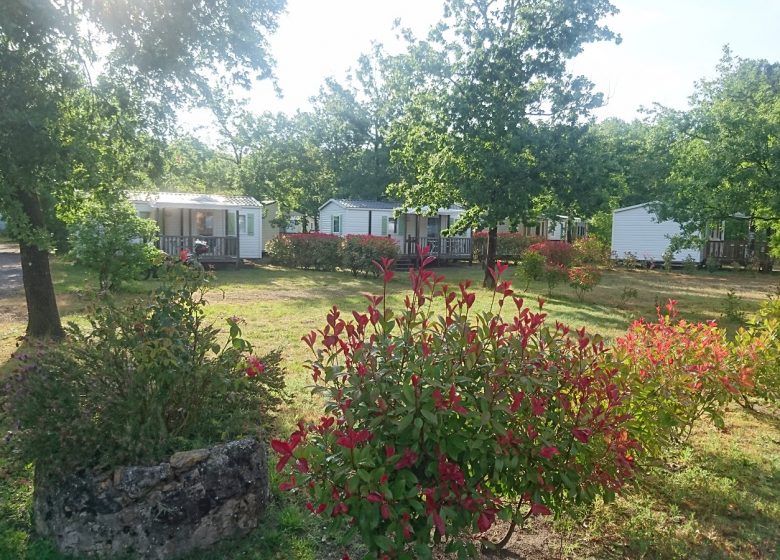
left=188, top=0, right=780, bottom=136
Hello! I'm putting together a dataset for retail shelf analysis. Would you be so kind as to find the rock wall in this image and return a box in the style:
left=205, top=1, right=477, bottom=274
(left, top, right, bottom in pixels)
left=34, top=438, right=269, bottom=559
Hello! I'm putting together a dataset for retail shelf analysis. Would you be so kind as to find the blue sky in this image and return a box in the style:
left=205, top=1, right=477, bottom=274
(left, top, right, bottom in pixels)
left=189, top=0, right=780, bottom=135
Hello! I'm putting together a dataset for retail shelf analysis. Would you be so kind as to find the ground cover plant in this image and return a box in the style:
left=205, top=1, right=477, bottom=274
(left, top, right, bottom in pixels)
left=0, top=257, right=778, bottom=559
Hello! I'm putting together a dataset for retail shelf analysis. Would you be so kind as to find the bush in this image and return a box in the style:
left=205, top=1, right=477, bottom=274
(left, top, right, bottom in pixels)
left=571, top=237, right=609, bottom=267
left=515, top=250, right=546, bottom=290
left=568, top=266, right=602, bottom=301
left=68, top=197, right=161, bottom=290
left=473, top=232, right=543, bottom=263
left=266, top=233, right=342, bottom=270
left=527, top=240, right=573, bottom=267
left=613, top=300, right=751, bottom=457
left=731, top=295, right=780, bottom=407
left=3, top=264, right=288, bottom=473
left=544, top=262, right=569, bottom=296
left=342, top=235, right=399, bottom=277
left=272, top=254, right=637, bottom=557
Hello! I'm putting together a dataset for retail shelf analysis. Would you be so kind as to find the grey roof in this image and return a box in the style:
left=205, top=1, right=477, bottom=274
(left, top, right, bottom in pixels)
left=127, top=191, right=262, bottom=209
left=331, top=199, right=400, bottom=210
left=322, top=198, right=465, bottom=214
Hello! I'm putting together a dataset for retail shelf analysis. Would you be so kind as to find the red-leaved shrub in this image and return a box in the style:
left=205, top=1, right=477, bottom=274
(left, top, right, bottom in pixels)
left=526, top=240, right=573, bottom=267
left=266, top=233, right=342, bottom=270
left=273, top=250, right=637, bottom=557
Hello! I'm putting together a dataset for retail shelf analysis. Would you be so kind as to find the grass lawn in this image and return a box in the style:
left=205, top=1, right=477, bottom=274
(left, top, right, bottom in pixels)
left=1, top=260, right=778, bottom=559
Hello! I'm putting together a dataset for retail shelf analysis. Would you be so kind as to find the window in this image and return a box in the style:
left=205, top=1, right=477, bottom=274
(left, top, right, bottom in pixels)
left=427, top=216, right=440, bottom=238
left=194, top=210, right=214, bottom=236
left=332, top=214, right=342, bottom=234
left=381, top=216, right=389, bottom=236
left=138, top=210, right=151, bottom=220
left=239, top=214, right=247, bottom=234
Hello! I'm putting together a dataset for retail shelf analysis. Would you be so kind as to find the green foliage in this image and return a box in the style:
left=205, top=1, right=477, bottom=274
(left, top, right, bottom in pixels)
left=657, top=49, right=780, bottom=253
left=731, top=294, right=780, bottom=407
left=3, top=264, right=287, bottom=473
left=721, top=289, right=747, bottom=325
left=705, top=255, right=720, bottom=273
left=571, top=237, right=610, bottom=266
left=568, top=266, right=602, bottom=301
left=341, top=235, right=399, bottom=277
left=663, top=250, right=674, bottom=272
left=473, top=232, right=542, bottom=264
left=544, top=263, right=569, bottom=296
left=621, top=252, right=639, bottom=270
left=619, top=286, right=639, bottom=309
left=682, top=255, right=697, bottom=274
left=67, top=196, right=161, bottom=290
left=266, top=233, right=342, bottom=271
left=387, top=0, right=619, bottom=285
left=515, top=250, right=546, bottom=291
left=274, top=258, right=636, bottom=557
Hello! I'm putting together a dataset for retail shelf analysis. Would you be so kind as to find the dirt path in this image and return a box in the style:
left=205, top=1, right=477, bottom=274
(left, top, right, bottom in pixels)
left=0, top=241, right=22, bottom=298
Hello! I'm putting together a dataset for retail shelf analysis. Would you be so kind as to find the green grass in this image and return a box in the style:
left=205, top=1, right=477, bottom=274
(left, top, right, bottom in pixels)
left=1, top=261, right=778, bottom=559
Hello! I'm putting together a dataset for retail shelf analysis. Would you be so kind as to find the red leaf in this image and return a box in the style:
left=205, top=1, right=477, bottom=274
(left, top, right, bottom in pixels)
left=531, top=502, right=552, bottom=516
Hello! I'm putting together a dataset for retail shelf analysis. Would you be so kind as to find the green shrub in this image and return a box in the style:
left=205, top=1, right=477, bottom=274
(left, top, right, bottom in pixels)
left=731, top=295, right=780, bottom=407
left=3, top=264, right=288, bottom=473
left=571, top=237, right=610, bottom=266
left=342, top=235, right=399, bottom=277
left=67, top=197, right=161, bottom=290
left=663, top=250, right=673, bottom=272
left=568, top=266, right=602, bottom=301
left=515, top=250, right=545, bottom=290
left=544, top=262, right=569, bottom=296
left=266, top=233, right=342, bottom=270
left=274, top=255, right=637, bottom=557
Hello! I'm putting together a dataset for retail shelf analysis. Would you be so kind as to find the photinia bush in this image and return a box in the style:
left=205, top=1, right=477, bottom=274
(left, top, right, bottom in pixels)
left=342, top=235, right=400, bottom=277
left=568, top=266, right=602, bottom=301
left=527, top=241, right=573, bottom=267
left=266, top=233, right=342, bottom=270
left=613, top=300, right=752, bottom=456
left=273, top=249, right=637, bottom=558
left=515, top=250, right=546, bottom=291
left=730, top=295, right=780, bottom=407
left=543, top=262, right=569, bottom=296
left=571, top=237, right=610, bottom=267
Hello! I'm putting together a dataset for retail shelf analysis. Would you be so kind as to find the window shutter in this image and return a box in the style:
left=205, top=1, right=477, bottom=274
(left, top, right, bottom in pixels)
left=227, top=213, right=237, bottom=236
left=247, top=213, right=255, bottom=235
left=381, top=216, right=388, bottom=235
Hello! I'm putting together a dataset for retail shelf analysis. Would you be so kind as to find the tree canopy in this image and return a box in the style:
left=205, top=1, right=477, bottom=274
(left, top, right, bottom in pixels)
left=0, top=0, right=286, bottom=336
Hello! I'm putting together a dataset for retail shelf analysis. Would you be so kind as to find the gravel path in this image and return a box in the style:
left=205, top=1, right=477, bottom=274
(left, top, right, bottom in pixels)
left=0, top=241, right=23, bottom=298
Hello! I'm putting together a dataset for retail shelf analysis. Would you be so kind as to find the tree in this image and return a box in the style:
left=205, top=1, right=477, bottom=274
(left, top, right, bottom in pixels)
left=656, top=49, right=780, bottom=253
left=386, top=0, right=619, bottom=286
left=67, top=195, right=160, bottom=291
left=239, top=112, right=337, bottom=230
left=0, top=0, right=285, bottom=337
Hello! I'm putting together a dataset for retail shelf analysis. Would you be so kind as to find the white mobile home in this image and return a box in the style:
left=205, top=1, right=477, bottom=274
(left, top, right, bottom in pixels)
left=318, top=199, right=472, bottom=259
left=611, top=202, right=722, bottom=263
left=128, top=191, right=263, bottom=262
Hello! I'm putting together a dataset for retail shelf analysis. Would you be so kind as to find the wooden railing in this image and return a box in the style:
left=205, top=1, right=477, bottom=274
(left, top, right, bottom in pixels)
left=704, top=240, right=772, bottom=268
left=403, top=236, right=472, bottom=259
left=159, top=235, right=239, bottom=261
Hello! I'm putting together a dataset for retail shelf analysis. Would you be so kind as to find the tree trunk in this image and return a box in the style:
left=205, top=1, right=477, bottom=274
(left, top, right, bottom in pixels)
left=17, top=191, right=64, bottom=339
left=19, top=240, right=64, bottom=339
left=482, top=226, right=498, bottom=289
